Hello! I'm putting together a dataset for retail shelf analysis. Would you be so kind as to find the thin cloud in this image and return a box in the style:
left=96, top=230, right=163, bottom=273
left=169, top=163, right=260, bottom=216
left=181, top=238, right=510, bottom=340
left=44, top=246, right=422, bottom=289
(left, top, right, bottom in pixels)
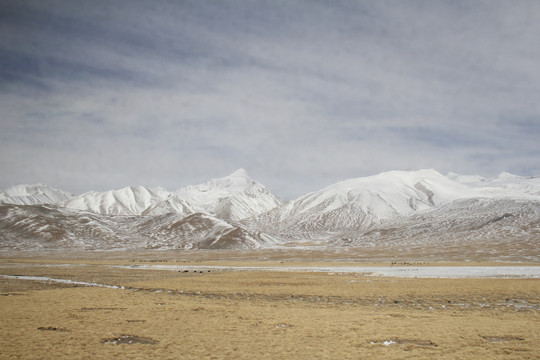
left=1, top=0, right=539, bottom=199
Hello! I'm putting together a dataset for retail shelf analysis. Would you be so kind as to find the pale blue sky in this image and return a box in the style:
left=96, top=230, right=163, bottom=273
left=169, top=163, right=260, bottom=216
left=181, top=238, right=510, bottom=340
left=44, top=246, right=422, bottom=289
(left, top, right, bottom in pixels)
left=1, top=0, right=539, bottom=199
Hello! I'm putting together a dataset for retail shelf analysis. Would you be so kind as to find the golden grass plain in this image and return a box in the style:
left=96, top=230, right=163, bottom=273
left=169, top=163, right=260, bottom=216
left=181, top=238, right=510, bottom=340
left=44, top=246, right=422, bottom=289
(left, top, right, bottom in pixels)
left=1, top=253, right=539, bottom=359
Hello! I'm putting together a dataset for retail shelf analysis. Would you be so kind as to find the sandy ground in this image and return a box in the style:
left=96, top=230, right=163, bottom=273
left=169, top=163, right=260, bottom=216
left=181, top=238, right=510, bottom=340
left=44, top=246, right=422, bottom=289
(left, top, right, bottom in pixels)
left=0, top=254, right=539, bottom=359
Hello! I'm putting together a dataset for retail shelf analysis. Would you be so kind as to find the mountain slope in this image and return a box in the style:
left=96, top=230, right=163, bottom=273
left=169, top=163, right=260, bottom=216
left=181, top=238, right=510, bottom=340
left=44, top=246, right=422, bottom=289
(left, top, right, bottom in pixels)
left=141, top=194, right=196, bottom=216
left=0, top=204, right=274, bottom=251
left=449, top=172, right=540, bottom=198
left=333, top=197, right=540, bottom=261
left=62, top=186, right=170, bottom=216
left=137, top=212, right=274, bottom=250
left=1, top=169, right=539, bottom=259
left=0, top=204, right=134, bottom=250
left=0, top=184, right=73, bottom=205
left=252, top=169, right=479, bottom=238
left=176, top=169, right=282, bottom=220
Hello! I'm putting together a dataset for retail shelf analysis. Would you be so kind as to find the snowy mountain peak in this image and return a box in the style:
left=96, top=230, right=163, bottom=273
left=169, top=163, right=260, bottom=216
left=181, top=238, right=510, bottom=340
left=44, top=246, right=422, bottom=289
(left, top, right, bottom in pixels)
left=497, top=172, right=521, bottom=180
left=455, top=172, right=540, bottom=198
left=62, top=185, right=170, bottom=216
left=0, top=184, right=73, bottom=205
left=228, top=168, right=251, bottom=179
left=380, top=168, right=440, bottom=177
left=2, top=169, right=540, bottom=253
left=374, top=168, right=447, bottom=183
left=321, top=169, right=469, bottom=202
left=254, top=169, right=479, bottom=236
left=142, top=194, right=196, bottom=217
left=176, top=170, right=282, bottom=220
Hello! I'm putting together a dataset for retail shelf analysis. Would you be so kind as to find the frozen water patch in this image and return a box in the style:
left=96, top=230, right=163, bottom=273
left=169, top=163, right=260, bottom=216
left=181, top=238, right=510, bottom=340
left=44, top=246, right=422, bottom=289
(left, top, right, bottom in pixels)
left=0, top=263, right=88, bottom=269
left=117, top=264, right=540, bottom=278
left=360, top=266, right=540, bottom=278
left=0, top=275, right=124, bottom=289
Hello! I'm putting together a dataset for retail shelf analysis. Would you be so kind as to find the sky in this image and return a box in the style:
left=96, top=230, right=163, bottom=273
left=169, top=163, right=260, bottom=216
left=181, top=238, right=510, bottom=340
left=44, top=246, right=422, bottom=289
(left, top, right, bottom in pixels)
left=1, top=0, right=540, bottom=199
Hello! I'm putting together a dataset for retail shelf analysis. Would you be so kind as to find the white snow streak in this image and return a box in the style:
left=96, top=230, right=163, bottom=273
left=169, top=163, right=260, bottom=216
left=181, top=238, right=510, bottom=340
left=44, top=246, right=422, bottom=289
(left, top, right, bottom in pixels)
left=0, top=274, right=124, bottom=289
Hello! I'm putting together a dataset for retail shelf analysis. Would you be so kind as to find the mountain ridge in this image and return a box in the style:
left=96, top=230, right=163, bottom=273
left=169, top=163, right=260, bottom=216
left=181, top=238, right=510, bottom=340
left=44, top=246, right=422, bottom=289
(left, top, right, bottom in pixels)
left=61, top=185, right=171, bottom=216
left=0, top=184, right=73, bottom=206
left=249, top=169, right=483, bottom=237
left=4, top=168, right=537, bottom=210
left=175, top=169, right=283, bottom=221
left=1, top=168, right=538, bottom=257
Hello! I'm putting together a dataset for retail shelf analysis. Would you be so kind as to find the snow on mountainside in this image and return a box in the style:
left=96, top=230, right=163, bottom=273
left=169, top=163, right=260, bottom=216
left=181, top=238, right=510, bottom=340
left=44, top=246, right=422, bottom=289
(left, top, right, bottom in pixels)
left=137, top=212, right=274, bottom=250
left=0, top=184, right=73, bottom=205
left=62, top=186, right=170, bottom=216
left=176, top=169, right=283, bottom=221
left=141, top=194, right=196, bottom=216
left=252, top=169, right=479, bottom=237
left=0, top=204, right=135, bottom=250
left=0, top=204, right=274, bottom=251
left=446, top=172, right=486, bottom=184
left=0, top=169, right=283, bottom=250
left=448, top=172, right=540, bottom=198
left=334, top=197, right=540, bottom=262
left=1, top=168, right=539, bottom=256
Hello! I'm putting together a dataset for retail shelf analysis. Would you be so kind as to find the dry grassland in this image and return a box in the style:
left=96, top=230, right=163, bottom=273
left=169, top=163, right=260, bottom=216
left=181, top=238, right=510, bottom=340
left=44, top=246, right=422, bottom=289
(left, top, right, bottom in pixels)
left=0, top=256, right=539, bottom=359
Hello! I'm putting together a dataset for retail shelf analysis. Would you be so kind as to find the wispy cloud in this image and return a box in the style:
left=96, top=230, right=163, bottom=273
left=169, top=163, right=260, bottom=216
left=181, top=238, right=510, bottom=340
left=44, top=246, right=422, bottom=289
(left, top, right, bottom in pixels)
left=1, top=0, right=539, bottom=198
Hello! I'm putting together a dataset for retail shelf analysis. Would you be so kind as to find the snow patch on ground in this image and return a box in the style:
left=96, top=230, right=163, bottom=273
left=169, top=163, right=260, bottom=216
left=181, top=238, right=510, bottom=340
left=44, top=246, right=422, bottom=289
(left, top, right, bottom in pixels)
left=0, top=274, right=124, bottom=289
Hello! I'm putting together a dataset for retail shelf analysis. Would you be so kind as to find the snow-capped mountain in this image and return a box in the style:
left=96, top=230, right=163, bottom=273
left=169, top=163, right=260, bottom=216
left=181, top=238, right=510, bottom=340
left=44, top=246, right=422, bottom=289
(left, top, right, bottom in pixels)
left=57, top=169, right=283, bottom=219
left=0, top=184, right=73, bottom=205
left=0, top=204, right=273, bottom=251
left=141, top=194, right=196, bottom=216
left=176, top=169, right=283, bottom=220
left=0, top=168, right=539, bottom=258
left=0, top=204, right=134, bottom=250
left=334, top=197, right=540, bottom=262
left=62, top=186, right=171, bottom=216
left=448, top=172, right=540, bottom=198
left=252, top=169, right=479, bottom=237
left=0, top=169, right=283, bottom=250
